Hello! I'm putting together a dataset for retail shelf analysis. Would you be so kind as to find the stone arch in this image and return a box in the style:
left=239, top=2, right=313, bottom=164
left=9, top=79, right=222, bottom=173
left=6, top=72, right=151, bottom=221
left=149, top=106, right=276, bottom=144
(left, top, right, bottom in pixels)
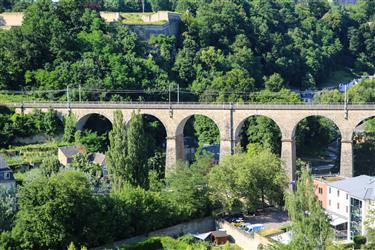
left=291, top=114, right=344, bottom=140
left=350, top=115, right=375, bottom=140
left=234, top=114, right=283, bottom=144
left=175, top=113, right=223, bottom=138
left=124, top=111, right=169, bottom=135
left=292, top=114, right=343, bottom=175
left=351, top=115, right=375, bottom=176
left=175, top=113, right=222, bottom=162
left=75, top=112, right=113, bottom=130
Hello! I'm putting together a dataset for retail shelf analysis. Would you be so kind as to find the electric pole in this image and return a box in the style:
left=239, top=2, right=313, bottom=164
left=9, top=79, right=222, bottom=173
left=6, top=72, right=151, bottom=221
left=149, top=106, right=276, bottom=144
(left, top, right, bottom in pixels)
left=141, top=0, right=145, bottom=13
left=177, top=84, right=180, bottom=103
left=79, top=84, right=82, bottom=102
left=344, top=84, right=348, bottom=119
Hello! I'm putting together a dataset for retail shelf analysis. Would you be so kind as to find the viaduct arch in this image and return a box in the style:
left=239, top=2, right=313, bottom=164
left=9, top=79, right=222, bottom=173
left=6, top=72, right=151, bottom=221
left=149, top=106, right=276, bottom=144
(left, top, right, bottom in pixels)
left=13, top=102, right=375, bottom=182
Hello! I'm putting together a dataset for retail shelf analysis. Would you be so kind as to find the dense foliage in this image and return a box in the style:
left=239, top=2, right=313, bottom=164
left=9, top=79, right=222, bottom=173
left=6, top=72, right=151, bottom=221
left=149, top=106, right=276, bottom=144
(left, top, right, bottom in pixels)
left=0, top=108, right=62, bottom=147
left=209, top=146, right=287, bottom=213
left=0, top=0, right=374, bottom=100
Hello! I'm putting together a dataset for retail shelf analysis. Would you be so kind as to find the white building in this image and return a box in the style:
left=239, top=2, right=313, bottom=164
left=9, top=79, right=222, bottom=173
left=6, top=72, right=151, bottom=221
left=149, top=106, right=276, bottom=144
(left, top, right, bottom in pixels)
left=327, top=175, right=375, bottom=240
left=0, top=156, right=16, bottom=191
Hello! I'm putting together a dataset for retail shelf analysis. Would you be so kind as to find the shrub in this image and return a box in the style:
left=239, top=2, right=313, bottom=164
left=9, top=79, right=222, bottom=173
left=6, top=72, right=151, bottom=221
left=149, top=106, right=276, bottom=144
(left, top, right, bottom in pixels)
left=353, top=235, right=366, bottom=248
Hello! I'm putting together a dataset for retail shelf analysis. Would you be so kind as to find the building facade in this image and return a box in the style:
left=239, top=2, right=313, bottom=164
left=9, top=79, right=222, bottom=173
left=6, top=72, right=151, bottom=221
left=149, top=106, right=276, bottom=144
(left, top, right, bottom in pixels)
left=0, top=156, right=16, bottom=190
left=317, top=175, right=375, bottom=240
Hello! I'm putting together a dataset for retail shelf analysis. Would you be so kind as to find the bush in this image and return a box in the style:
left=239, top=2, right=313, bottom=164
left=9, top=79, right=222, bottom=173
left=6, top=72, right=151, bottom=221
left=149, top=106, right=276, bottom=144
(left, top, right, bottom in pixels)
left=353, top=235, right=367, bottom=248
left=120, top=237, right=163, bottom=250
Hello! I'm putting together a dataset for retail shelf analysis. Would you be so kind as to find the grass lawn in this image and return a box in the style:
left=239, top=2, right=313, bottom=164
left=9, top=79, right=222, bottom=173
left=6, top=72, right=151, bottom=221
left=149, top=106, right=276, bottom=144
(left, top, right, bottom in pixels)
left=121, top=13, right=167, bottom=25
left=319, top=67, right=358, bottom=89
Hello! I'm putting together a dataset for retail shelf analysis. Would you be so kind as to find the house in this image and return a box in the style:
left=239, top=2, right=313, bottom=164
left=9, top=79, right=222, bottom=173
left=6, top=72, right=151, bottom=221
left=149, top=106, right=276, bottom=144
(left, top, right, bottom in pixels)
left=315, top=175, right=375, bottom=241
left=0, top=156, right=16, bottom=190
left=88, top=152, right=107, bottom=176
left=58, top=145, right=86, bottom=166
left=314, top=176, right=345, bottom=209
left=211, top=231, right=229, bottom=245
left=192, top=231, right=229, bottom=245
left=327, top=175, right=375, bottom=240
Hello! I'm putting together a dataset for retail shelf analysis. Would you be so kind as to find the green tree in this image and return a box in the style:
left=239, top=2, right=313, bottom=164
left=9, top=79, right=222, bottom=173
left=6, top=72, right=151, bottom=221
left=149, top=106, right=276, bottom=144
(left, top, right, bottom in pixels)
left=0, top=186, right=16, bottom=232
left=43, top=108, right=61, bottom=137
left=127, top=112, right=149, bottom=188
left=63, top=114, right=77, bottom=143
left=193, top=115, right=220, bottom=146
left=164, top=156, right=213, bottom=220
left=284, top=167, right=332, bottom=250
left=106, top=110, right=128, bottom=186
left=209, top=147, right=287, bottom=213
left=12, top=170, right=100, bottom=249
left=264, top=73, right=284, bottom=92
left=40, top=155, right=61, bottom=177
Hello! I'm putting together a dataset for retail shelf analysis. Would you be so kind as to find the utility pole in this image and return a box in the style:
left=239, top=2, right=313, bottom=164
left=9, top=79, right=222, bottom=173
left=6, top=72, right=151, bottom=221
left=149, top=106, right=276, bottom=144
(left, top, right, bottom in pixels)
left=177, top=84, right=180, bottom=103
left=169, top=83, right=173, bottom=118
left=344, top=84, right=348, bottom=119
left=67, top=85, right=71, bottom=111
left=79, top=84, right=82, bottom=102
left=169, top=84, right=171, bottom=105
left=141, top=0, right=145, bottom=13
left=67, top=86, right=70, bottom=103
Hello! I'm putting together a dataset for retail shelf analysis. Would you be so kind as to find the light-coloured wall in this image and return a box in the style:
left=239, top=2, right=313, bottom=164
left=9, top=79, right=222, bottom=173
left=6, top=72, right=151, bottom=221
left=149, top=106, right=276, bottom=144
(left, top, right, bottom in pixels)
left=216, top=219, right=271, bottom=250
left=99, top=12, right=121, bottom=22
left=92, top=216, right=215, bottom=250
left=0, top=12, right=23, bottom=27
left=314, top=179, right=328, bottom=209
left=57, top=149, right=68, bottom=167
left=327, top=186, right=350, bottom=218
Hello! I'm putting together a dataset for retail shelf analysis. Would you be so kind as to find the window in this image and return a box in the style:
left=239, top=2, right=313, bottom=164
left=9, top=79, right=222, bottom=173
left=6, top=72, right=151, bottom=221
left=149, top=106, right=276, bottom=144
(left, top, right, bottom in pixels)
left=329, top=200, right=331, bottom=206
left=329, top=187, right=331, bottom=194
left=337, top=190, right=340, bottom=197
left=318, top=187, right=323, bottom=194
left=346, top=194, right=348, bottom=200
left=337, top=203, right=340, bottom=209
left=346, top=206, right=348, bottom=213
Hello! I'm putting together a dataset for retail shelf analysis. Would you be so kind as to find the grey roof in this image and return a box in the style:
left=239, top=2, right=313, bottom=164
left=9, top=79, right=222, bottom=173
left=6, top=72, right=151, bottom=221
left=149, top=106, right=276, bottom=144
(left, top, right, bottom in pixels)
left=88, top=153, right=106, bottom=166
left=328, top=175, right=375, bottom=200
left=59, top=146, right=85, bottom=158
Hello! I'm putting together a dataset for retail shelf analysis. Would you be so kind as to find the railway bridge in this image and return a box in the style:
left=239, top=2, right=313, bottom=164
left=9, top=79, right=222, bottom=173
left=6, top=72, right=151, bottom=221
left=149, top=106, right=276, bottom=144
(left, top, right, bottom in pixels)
left=10, top=102, right=375, bottom=181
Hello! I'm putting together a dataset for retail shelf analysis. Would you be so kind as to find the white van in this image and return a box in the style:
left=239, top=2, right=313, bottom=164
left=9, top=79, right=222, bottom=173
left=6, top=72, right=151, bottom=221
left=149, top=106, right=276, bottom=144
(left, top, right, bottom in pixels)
left=244, top=224, right=264, bottom=233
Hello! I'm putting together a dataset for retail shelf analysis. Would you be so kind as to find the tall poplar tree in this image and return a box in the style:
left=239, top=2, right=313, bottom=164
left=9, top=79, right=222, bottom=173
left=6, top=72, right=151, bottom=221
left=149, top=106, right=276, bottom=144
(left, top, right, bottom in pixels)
left=63, top=113, right=77, bottom=143
left=284, top=168, right=332, bottom=250
left=106, top=110, right=128, bottom=186
left=127, top=111, right=149, bottom=188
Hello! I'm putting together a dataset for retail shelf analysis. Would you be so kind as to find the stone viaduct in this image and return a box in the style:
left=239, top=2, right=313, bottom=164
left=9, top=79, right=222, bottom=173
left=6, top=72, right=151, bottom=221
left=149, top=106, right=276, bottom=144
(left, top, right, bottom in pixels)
left=10, top=102, right=375, bottom=182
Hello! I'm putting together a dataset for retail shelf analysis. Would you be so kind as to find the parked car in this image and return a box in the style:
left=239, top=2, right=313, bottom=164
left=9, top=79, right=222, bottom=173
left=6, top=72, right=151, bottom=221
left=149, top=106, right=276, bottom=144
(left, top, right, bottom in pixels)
left=239, top=223, right=252, bottom=230
left=244, top=224, right=264, bottom=234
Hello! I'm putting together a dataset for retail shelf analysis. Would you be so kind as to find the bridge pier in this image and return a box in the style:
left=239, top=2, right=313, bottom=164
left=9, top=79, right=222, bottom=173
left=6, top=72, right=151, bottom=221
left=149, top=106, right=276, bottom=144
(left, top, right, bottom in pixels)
left=340, top=140, right=353, bottom=177
left=281, top=138, right=296, bottom=183
left=165, top=133, right=184, bottom=175
left=220, top=138, right=232, bottom=160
